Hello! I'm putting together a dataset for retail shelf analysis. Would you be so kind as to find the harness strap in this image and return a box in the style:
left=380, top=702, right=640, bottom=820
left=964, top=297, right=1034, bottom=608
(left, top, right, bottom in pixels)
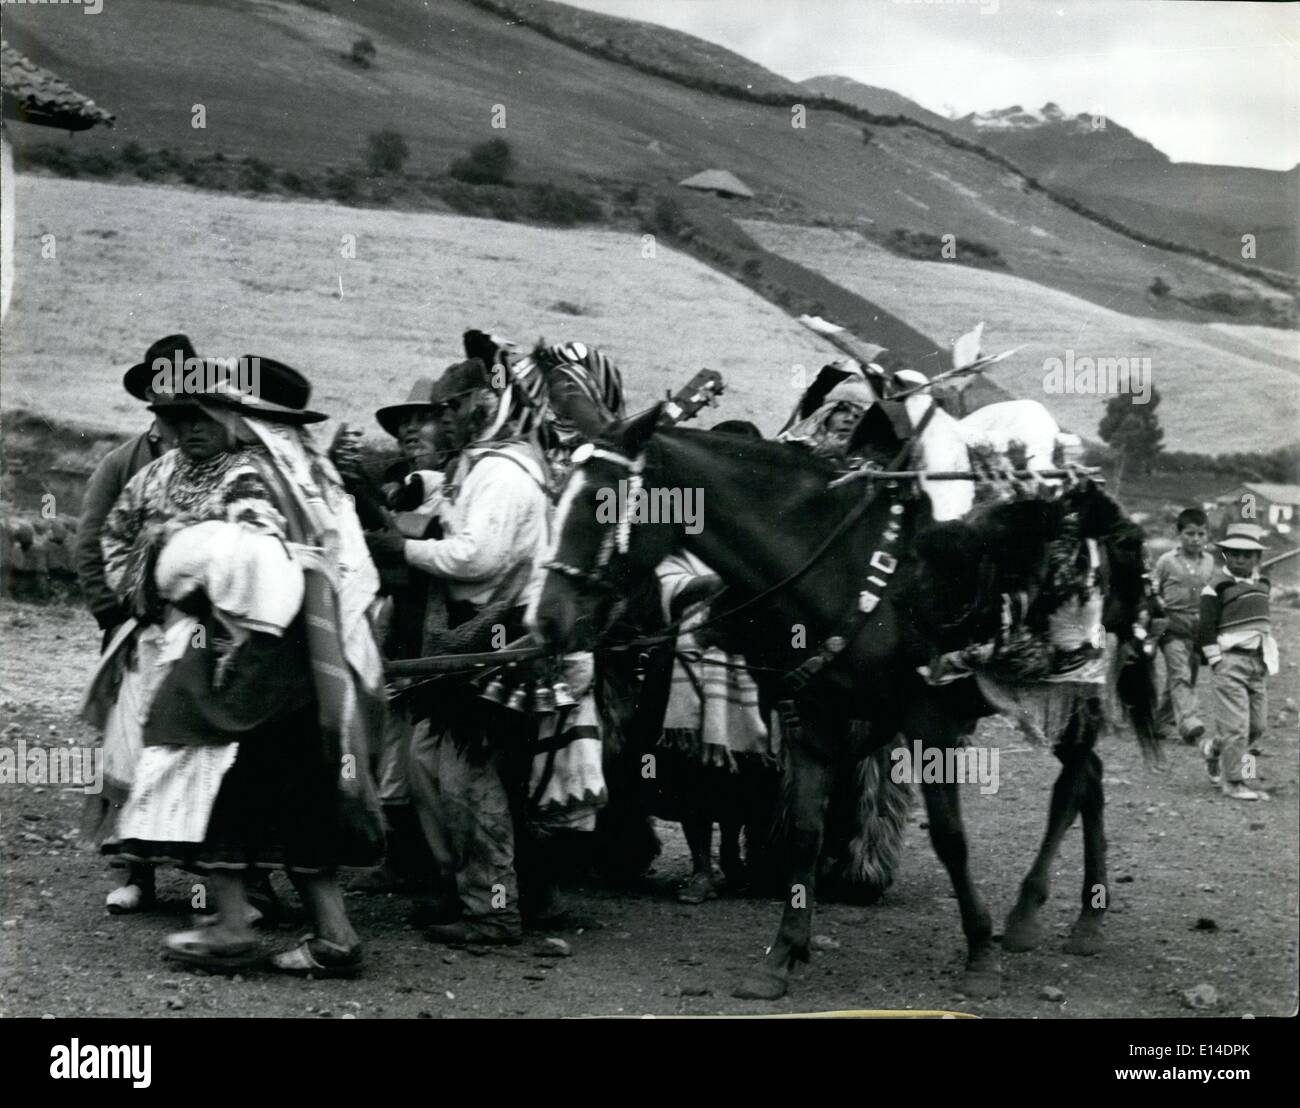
left=783, top=397, right=939, bottom=693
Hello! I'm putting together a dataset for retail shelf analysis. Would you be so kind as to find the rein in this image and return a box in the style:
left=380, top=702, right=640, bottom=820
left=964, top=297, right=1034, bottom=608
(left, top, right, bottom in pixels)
left=547, top=440, right=893, bottom=653
left=547, top=405, right=938, bottom=678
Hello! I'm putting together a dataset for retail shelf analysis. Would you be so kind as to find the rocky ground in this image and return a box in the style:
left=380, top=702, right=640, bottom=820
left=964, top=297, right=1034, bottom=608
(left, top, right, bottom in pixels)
left=1, top=597, right=1296, bottom=1018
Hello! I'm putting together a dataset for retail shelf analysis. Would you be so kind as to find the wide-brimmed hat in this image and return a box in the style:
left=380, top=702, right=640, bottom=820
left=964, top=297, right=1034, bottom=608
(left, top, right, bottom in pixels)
left=1216, top=523, right=1267, bottom=552
left=375, top=377, right=441, bottom=438
left=374, top=359, right=491, bottom=438
left=123, top=334, right=231, bottom=402
left=148, top=354, right=327, bottom=425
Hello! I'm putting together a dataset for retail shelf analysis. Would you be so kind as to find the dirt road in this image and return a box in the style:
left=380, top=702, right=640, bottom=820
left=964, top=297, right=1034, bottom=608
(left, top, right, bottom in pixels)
left=2, top=598, right=1296, bottom=1018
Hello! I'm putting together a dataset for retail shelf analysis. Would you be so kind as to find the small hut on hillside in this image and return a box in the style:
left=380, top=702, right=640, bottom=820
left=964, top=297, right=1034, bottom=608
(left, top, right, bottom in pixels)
left=1, top=41, right=115, bottom=321
left=678, top=169, right=754, bottom=200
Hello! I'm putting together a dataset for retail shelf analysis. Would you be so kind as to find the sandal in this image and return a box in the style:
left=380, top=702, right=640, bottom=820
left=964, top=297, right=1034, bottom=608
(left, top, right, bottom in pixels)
left=106, top=883, right=157, bottom=915
left=270, top=935, right=363, bottom=978
left=163, top=929, right=262, bottom=973
left=193, top=904, right=265, bottom=930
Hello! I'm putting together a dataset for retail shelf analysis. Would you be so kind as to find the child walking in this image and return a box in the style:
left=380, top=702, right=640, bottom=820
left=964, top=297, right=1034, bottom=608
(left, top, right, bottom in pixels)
left=1153, top=508, right=1216, bottom=745
left=1199, top=523, right=1278, bottom=801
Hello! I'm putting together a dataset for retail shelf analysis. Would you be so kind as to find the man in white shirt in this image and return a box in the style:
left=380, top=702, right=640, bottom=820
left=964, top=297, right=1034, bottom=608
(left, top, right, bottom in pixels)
left=369, top=363, right=551, bottom=944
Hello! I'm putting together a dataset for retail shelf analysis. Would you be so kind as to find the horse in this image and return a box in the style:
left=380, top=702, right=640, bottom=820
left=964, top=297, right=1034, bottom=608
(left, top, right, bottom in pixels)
left=588, top=555, right=913, bottom=907
left=527, top=404, right=1156, bottom=1000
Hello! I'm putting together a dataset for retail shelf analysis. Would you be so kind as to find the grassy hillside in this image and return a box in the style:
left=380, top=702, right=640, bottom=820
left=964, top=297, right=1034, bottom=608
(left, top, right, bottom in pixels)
left=2, top=0, right=1291, bottom=328
left=967, top=127, right=1300, bottom=279
left=803, top=75, right=1299, bottom=278
left=741, top=219, right=1300, bottom=453
left=470, top=0, right=805, bottom=96
left=0, top=175, right=827, bottom=445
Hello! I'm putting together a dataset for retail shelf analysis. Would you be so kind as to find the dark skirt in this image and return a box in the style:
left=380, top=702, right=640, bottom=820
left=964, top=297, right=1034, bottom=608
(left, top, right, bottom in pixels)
left=105, top=700, right=382, bottom=875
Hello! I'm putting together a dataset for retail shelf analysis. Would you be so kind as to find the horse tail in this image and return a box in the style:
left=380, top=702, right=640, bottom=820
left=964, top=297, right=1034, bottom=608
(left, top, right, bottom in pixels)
left=1111, top=635, right=1161, bottom=762
left=844, top=734, right=914, bottom=901
left=812, top=726, right=913, bottom=904
left=1100, top=515, right=1162, bottom=762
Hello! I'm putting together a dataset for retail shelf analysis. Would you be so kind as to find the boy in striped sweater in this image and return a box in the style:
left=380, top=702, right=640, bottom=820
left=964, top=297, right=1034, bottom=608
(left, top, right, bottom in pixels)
left=1198, top=524, right=1278, bottom=801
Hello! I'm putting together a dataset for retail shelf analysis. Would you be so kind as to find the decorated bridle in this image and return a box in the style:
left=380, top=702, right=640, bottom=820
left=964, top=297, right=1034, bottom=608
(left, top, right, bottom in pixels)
left=544, top=441, right=646, bottom=593
left=543, top=368, right=724, bottom=593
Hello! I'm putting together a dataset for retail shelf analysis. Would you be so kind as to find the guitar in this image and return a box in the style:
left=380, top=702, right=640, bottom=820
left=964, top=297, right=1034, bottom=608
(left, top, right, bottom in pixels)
left=661, top=368, right=725, bottom=427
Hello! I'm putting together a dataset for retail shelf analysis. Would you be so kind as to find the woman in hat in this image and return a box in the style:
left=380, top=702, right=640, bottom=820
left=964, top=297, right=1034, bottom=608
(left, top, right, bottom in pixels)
left=87, top=357, right=386, bottom=973
left=77, top=335, right=200, bottom=915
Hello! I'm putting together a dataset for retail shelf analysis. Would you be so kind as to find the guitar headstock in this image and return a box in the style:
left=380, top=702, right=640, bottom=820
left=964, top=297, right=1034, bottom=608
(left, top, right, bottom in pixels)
left=662, top=369, right=725, bottom=426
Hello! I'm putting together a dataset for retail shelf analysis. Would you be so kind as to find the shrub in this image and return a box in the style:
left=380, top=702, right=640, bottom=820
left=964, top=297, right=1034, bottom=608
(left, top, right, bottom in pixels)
left=280, top=170, right=305, bottom=192
left=349, top=37, right=377, bottom=67
left=156, top=148, right=186, bottom=173
left=525, top=182, right=601, bottom=225
left=488, top=188, right=520, bottom=221
left=366, top=129, right=410, bottom=176
left=652, top=194, right=687, bottom=236
left=1150, top=276, right=1171, bottom=298
left=326, top=167, right=360, bottom=203
left=79, top=151, right=118, bottom=178
left=551, top=300, right=586, bottom=316
left=240, top=157, right=274, bottom=192
left=18, top=142, right=77, bottom=175
left=886, top=228, right=1007, bottom=270
left=448, top=138, right=513, bottom=186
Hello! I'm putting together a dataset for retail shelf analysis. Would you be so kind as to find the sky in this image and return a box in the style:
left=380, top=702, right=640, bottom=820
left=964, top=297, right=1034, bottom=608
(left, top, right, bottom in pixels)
left=568, top=0, right=1300, bottom=170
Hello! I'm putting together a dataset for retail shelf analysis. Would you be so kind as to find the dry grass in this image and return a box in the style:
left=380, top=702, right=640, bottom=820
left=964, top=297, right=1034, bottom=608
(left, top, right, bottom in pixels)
left=742, top=220, right=1300, bottom=452
left=1, top=176, right=823, bottom=444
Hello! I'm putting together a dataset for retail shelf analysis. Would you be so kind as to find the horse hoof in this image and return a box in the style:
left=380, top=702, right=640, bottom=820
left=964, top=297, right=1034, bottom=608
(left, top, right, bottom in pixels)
left=961, top=949, right=1002, bottom=998
left=733, top=971, right=788, bottom=1000
left=1065, top=921, right=1104, bottom=956
left=961, top=967, right=1002, bottom=999
left=1002, top=909, right=1043, bottom=953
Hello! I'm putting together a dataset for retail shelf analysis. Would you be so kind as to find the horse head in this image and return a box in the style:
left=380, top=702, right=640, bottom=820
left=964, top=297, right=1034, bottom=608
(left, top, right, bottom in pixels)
left=527, top=404, right=676, bottom=654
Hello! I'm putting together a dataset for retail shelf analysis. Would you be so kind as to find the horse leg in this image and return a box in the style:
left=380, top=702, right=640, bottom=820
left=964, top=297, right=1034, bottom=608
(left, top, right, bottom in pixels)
left=719, top=814, right=745, bottom=887
left=733, top=735, right=832, bottom=1001
left=678, top=812, right=720, bottom=903
left=1002, top=733, right=1089, bottom=952
left=1066, top=713, right=1107, bottom=955
left=921, top=775, right=1000, bottom=997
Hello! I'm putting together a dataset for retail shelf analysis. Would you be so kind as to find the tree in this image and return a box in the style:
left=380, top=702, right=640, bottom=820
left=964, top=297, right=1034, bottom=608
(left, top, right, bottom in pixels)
left=349, top=38, right=377, bottom=68
left=366, top=129, right=409, bottom=176
left=1098, top=387, right=1164, bottom=487
left=448, top=138, right=513, bottom=186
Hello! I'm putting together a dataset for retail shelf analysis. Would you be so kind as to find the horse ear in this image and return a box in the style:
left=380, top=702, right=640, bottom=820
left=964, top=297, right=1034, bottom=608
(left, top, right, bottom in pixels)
left=614, top=403, right=664, bottom=457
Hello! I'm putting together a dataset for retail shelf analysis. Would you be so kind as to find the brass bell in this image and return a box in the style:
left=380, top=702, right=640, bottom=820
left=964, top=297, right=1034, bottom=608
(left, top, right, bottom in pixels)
left=479, top=672, right=508, bottom=705
left=505, top=683, right=531, bottom=713
left=532, top=684, right=558, bottom=714
left=552, top=680, right=577, bottom=709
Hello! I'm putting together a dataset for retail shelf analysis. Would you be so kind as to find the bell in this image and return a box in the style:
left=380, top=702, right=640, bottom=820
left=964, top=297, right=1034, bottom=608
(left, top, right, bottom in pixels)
left=532, top=684, right=558, bottom=714
left=505, top=683, right=531, bottom=713
left=552, top=680, right=577, bottom=709
left=479, top=672, right=508, bottom=705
